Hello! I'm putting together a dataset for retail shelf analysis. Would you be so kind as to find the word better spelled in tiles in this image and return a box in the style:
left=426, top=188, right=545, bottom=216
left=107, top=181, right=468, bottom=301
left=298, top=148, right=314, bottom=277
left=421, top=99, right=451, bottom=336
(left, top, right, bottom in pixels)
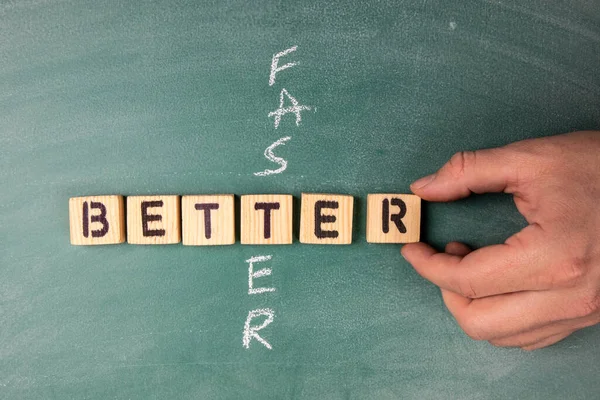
left=68, top=194, right=421, bottom=246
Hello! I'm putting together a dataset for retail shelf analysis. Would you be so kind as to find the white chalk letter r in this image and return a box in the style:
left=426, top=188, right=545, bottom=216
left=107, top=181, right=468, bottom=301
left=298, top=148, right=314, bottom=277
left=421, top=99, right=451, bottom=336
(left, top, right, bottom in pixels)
left=243, top=308, right=275, bottom=350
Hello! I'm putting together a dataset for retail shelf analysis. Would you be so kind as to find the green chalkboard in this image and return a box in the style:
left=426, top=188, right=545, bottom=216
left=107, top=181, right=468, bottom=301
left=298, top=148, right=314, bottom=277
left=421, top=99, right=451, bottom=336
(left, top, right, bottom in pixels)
left=1, top=0, right=599, bottom=398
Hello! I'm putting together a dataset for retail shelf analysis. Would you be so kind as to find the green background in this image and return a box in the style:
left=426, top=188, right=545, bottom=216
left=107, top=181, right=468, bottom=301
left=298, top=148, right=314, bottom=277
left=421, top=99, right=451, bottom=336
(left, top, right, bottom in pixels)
left=1, top=0, right=599, bottom=398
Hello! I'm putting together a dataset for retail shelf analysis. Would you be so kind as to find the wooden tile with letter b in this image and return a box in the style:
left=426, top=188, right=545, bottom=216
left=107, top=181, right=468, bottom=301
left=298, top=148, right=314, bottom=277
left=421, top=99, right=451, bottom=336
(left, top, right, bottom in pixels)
left=182, top=195, right=235, bottom=245
left=69, top=195, right=125, bottom=245
left=300, top=193, right=353, bottom=245
left=127, top=195, right=181, bottom=244
left=241, top=194, right=292, bottom=245
left=366, top=194, right=421, bottom=243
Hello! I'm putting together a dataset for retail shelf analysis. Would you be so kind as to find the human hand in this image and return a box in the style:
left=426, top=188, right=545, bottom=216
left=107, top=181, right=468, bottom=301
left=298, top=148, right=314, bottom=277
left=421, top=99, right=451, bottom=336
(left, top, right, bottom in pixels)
left=401, top=131, right=600, bottom=350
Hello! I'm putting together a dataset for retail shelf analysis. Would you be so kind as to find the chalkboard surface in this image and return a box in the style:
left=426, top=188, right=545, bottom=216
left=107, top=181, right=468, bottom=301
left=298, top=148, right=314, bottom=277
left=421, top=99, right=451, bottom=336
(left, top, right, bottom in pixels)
left=1, top=1, right=599, bottom=398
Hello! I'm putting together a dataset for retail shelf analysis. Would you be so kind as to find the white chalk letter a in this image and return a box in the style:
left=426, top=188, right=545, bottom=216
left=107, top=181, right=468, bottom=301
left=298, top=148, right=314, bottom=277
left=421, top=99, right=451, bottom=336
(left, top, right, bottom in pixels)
left=243, top=308, right=275, bottom=350
left=268, top=88, right=312, bottom=129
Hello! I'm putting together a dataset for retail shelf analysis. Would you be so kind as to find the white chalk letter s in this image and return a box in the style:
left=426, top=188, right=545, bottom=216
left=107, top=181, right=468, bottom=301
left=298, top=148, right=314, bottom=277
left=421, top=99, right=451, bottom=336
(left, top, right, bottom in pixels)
left=243, top=308, right=275, bottom=350
left=269, top=46, right=298, bottom=86
left=253, top=136, right=291, bottom=177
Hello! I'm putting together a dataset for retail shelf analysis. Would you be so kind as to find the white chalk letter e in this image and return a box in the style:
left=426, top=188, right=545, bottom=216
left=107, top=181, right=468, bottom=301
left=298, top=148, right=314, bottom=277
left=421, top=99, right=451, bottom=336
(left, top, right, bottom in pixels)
left=246, top=255, right=276, bottom=294
left=243, top=308, right=275, bottom=350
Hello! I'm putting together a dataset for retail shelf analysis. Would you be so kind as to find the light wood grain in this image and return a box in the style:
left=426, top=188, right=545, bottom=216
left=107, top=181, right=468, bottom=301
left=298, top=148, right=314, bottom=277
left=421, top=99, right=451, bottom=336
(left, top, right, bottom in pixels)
left=366, top=194, right=420, bottom=243
left=182, top=195, right=235, bottom=245
left=241, top=194, right=292, bottom=245
left=299, top=193, right=353, bottom=245
left=69, top=195, right=125, bottom=245
left=127, top=195, right=181, bottom=245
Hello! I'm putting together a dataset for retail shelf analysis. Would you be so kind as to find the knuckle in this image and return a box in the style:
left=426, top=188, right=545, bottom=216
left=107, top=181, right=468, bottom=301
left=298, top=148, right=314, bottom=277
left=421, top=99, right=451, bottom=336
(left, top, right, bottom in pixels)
left=511, top=138, right=558, bottom=161
left=457, top=278, right=478, bottom=299
left=555, top=255, right=590, bottom=288
left=577, top=291, right=600, bottom=319
left=447, top=151, right=477, bottom=179
left=506, top=140, right=560, bottom=178
left=504, top=231, right=529, bottom=254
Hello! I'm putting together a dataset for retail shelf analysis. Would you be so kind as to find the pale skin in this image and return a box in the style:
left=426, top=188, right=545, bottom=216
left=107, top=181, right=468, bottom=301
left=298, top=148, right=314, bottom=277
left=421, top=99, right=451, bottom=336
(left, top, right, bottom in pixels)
left=402, top=131, right=600, bottom=350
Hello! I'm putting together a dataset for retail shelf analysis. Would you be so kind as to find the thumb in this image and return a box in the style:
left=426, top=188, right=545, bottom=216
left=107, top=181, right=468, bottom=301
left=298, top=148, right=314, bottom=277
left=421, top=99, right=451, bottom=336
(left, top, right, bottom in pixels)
left=410, top=147, right=520, bottom=202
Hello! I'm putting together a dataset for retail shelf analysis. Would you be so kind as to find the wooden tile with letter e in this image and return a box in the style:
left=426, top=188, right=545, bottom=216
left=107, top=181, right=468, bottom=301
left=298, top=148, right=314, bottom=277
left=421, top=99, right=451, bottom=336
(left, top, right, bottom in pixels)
left=366, top=194, right=421, bottom=243
left=127, top=195, right=181, bottom=244
left=182, top=195, right=235, bottom=245
left=241, top=194, right=292, bottom=245
left=300, top=193, right=353, bottom=245
left=69, top=195, right=125, bottom=245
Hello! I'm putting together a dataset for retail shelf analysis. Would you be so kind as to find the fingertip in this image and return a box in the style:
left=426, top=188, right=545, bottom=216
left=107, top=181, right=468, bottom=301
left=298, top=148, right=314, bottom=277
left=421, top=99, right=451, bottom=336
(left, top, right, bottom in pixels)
left=401, top=242, right=437, bottom=264
left=402, top=243, right=471, bottom=296
left=410, top=181, right=471, bottom=203
left=409, top=173, right=447, bottom=200
left=410, top=173, right=436, bottom=191
left=409, top=179, right=440, bottom=200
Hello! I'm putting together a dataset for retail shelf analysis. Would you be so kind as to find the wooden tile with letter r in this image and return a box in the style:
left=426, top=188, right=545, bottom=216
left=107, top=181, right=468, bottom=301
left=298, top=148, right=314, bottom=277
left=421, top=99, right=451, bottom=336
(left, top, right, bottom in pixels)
left=300, top=193, right=353, bottom=245
left=241, top=194, right=292, bottom=245
left=182, top=195, right=235, bottom=245
left=366, top=194, right=421, bottom=243
left=127, top=195, right=181, bottom=244
left=69, top=195, right=125, bottom=245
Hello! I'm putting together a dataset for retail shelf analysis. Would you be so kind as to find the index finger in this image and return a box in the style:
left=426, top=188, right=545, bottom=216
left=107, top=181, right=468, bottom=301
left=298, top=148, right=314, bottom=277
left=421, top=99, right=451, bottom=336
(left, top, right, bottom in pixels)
left=401, top=226, right=550, bottom=298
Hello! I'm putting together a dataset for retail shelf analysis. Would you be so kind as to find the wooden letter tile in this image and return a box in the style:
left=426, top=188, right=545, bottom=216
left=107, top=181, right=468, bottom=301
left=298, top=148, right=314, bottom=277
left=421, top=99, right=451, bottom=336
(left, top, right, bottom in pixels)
left=69, top=195, right=125, bottom=245
left=366, top=194, right=421, bottom=243
left=241, top=194, right=292, bottom=245
left=182, top=195, right=235, bottom=245
left=299, top=193, right=353, bottom=245
left=127, top=195, right=181, bottom=244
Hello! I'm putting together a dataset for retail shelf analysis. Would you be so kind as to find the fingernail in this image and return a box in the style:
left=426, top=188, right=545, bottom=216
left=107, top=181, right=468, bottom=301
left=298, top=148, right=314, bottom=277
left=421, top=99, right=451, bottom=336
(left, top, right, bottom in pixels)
left=411, top=173, right=436, bottom=190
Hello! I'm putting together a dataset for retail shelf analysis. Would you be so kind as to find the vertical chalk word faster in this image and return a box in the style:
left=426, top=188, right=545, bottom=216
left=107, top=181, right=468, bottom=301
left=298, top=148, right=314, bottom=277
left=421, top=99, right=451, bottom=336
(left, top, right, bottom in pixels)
left=68, top=193, right=421, bottom=245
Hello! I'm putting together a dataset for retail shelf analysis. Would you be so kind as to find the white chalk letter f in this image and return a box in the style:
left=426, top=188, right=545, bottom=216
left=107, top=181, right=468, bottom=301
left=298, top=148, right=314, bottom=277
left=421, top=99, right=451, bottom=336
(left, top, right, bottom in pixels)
left=269, top=46, right=298, bottom=86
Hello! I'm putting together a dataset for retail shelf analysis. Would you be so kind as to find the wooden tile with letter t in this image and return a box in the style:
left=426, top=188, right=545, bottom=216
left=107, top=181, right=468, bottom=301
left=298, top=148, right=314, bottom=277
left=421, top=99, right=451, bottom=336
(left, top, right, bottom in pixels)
left=127, top=195, right=181, bottom=244
left=69, top=195, right=125, bottom=245
left=366, top=194, right=421, bottom=243
left=241, top=194, right=292, bottom=244
left=182, top=195, right=235, bottom=245
left=300, top=193, right=354, bottom=245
